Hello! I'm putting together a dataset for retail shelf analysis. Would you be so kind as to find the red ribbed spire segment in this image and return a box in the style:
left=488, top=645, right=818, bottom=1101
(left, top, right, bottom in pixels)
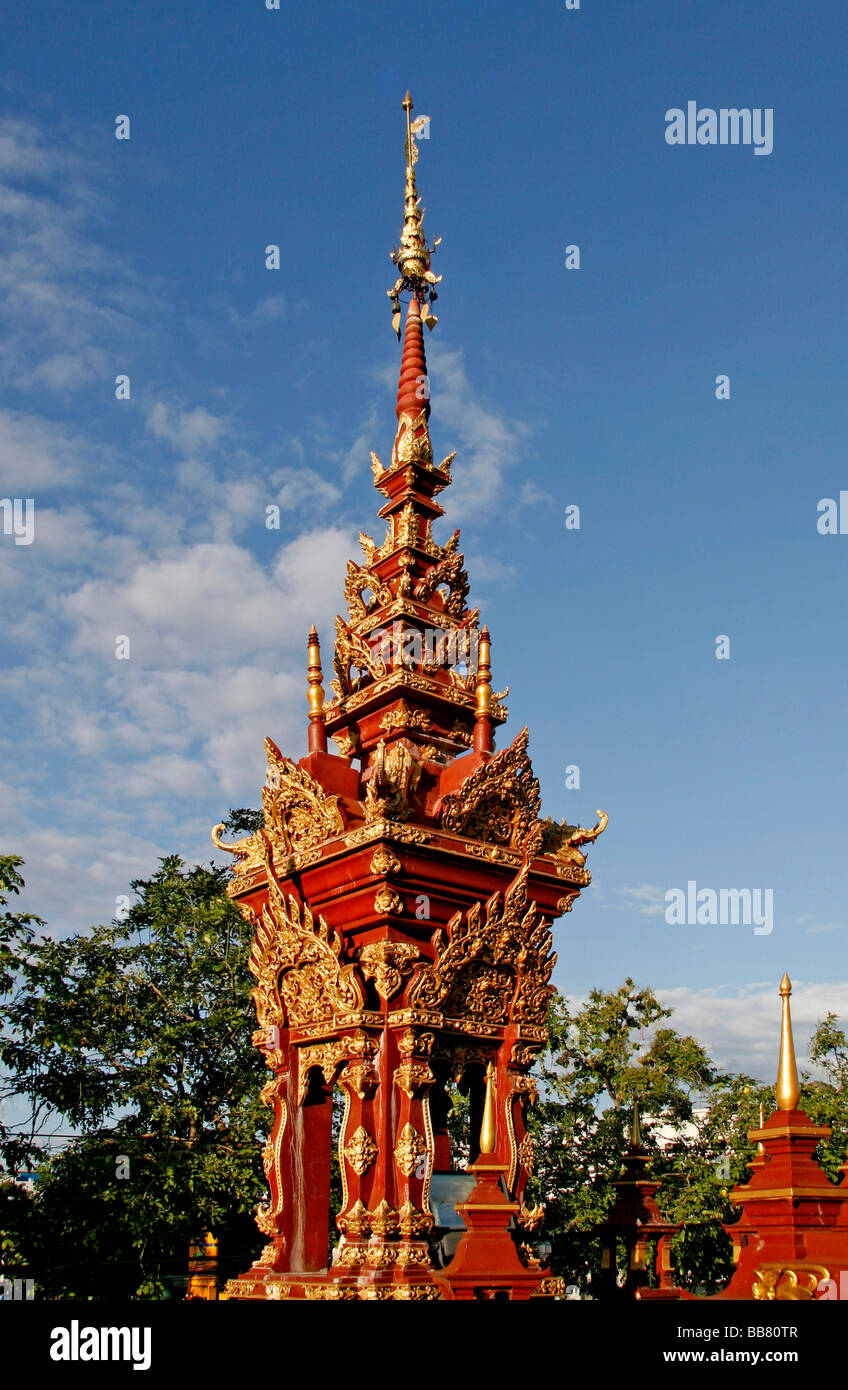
left=396, top=296, right=430, bottom=421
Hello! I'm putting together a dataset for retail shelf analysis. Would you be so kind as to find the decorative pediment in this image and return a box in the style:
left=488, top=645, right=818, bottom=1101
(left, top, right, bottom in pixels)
left=212, top=738, right=345, bottom=877
left=439, top=727, right=540, bottom=848
left=407, top=862, right=555, bottom=1026
left=246, top=848, right=364, bottom=1032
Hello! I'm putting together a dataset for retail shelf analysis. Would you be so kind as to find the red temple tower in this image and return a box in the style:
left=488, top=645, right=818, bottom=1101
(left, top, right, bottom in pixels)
left=218, top=93, right=606, bottom=1301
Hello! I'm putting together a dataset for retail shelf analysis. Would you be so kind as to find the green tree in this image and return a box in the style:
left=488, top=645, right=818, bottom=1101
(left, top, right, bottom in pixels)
left=525, top=979, right=721, bottom=1289
left=0, top=850, right=269, bottom=1298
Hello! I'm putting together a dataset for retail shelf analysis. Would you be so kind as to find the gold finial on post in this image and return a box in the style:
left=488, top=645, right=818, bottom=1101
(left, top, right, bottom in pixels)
left=479, top=1061, right=496, bottom=1155
left=776, top=972, right=800, bottom=1112
left=402, top=89, right=414, bottom=165
left=630, top=1100, right=643, bottom=1149
left=473, top=627, right=493, bottom=754
left=756, top=1101, right=765, bottom=1155
left=387, top=90, right=441, bottom=336
left=306, top=625, right=328, bottom=754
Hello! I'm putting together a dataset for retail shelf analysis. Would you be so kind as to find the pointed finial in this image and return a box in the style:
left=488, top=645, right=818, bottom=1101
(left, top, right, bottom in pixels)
left=479, top=1061, right=496, bottom=1155
left=306, top=625, right=327, bottom=754
left=756, top=1101, right=765, bottom=1155
left=387, top=91, right=442, bottom=335
left=776, top=973, right=800, bottom=1111
left=473, top=627, right=493, bottom=753
left=630, top=1099, right=644, bottom=1149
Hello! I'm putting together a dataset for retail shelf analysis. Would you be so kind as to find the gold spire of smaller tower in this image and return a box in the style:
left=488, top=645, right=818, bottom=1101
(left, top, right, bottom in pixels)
left=630, top=1100, right=643, bottom=1149
left=776, top=972, right=801, bottom=1111
left=306, top=625, right=328, bottom=754
left=756, top=1101, right=765, bottom=1155
left=479, top=1061, right=496, bottom=1155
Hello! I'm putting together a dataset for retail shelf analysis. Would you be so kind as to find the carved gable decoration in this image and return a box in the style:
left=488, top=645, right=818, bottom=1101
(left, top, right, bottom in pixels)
left=407, top=863, right=555, bottom=1026
left=439, top=727, right=540, bottom=848
left=247, top=850, right=364, bottom=1032
left=212, top=738, right=345, bottom=878
left=344, top=560, right=393, bottom=625
left=263, top=738, right=345, bottom=852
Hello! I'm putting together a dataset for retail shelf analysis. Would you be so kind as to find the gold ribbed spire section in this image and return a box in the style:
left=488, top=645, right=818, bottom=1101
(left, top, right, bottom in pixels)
left=776, top=972, right=801, bottom=1111
left=630, top=1100, right=643, bottom=1148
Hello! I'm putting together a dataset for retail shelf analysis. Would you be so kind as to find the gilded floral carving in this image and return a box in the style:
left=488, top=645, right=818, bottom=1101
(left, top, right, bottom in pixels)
left=343, top=1125, right=379, bottom=1176
left=518, top=1132, right=535, bottom=1176
left=373, top=885, right=404, bottom=916
left=369, top=844, right=402, bottom=875
left=394, top=1123, right=428, bottom=1177
left=359, top=941, right=419, bottom=1000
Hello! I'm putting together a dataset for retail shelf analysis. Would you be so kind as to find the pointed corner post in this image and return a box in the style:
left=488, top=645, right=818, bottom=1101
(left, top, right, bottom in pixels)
left=479, top=1060, right=496, bottom=1155
left=306, top=625, right=328, bottom=754
left=776, top=972, right=800, bottom=1112
left=473, top=627, right=493, bottom=753
left=630, top=1099, right=644, bottom=1149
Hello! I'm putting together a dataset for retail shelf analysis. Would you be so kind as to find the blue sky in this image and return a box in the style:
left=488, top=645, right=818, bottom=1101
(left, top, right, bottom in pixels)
left=1, top=0, right=847, bottom=1080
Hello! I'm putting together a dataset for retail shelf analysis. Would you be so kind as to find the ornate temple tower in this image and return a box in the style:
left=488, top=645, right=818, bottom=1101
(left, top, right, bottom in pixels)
left=218, top=94, right=606, bottom=1301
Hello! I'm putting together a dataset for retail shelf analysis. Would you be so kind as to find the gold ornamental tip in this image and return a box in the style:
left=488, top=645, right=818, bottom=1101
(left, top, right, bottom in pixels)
left=776, top=972, right=801, bottom=1112
left=630, top=1100, right=643, bottom=1149
left=387, top=90, right=442, bottom=332
left=479, top=1061, right=496, bottom=1155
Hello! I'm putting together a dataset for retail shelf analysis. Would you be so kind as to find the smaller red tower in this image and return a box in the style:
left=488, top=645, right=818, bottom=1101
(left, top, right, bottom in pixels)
left=592, top=1104, right=682, bottom=1301
left=718, top=974, right=848, bottom=1300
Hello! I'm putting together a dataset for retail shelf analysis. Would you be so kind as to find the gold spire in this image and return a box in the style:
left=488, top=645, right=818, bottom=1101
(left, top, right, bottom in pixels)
left=756, top=1101, right=765, bottom=1156
left=387, top=91, right=441, bottom=336
left=776, top=972, right=801, bottom=1111
left=479, top=1061, right=496, bottom=1155
left=630, top=1100, right=643, bottom=1149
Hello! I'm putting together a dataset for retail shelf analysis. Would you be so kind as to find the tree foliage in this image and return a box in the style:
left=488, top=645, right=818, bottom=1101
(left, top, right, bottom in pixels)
left=0, top=851, right=268, bottom=1298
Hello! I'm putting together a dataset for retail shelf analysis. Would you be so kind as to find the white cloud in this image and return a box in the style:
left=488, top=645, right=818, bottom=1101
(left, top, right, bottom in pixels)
left=0, top=116, right=140, bottom=394
left=62, top=527, right=351, bottom=666
left=146, top=402, right=227, bottom=454
left=658, top=980, right=848, bottom=1079
left=426, top=342, right=531, bottom=520
left=228, top=295, right=287, bottom=328
left=601, top=883, right=668, bottom=916
left=0, top=410, right=81, bottom=489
